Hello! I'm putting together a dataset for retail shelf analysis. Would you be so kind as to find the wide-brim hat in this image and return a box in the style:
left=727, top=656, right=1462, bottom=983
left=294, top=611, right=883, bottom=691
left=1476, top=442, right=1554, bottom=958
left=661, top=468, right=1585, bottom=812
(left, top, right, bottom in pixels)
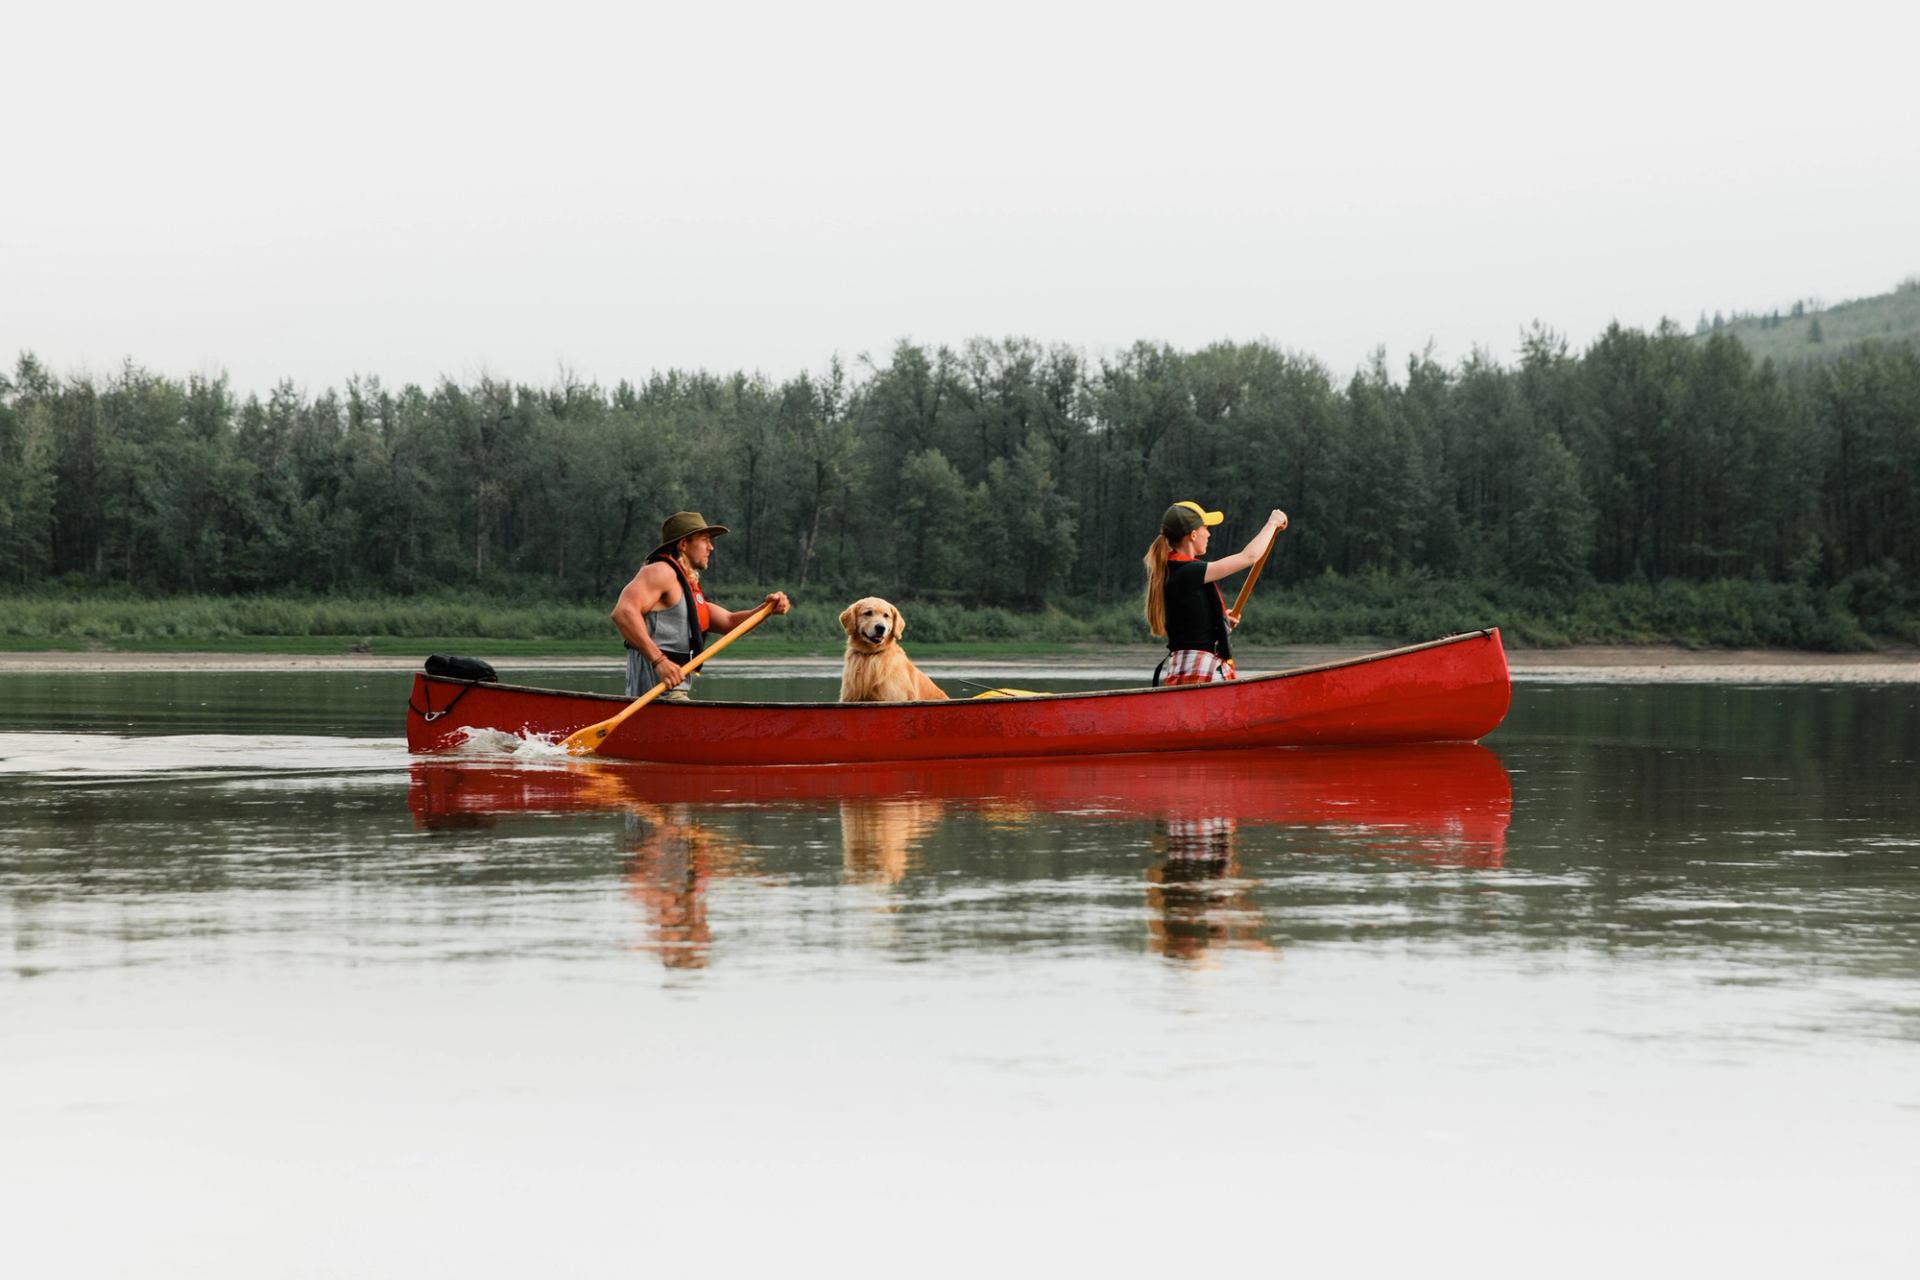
left=1161, top=500, right=1225, bottom=539
left=652, top=510, right=730, bottom=558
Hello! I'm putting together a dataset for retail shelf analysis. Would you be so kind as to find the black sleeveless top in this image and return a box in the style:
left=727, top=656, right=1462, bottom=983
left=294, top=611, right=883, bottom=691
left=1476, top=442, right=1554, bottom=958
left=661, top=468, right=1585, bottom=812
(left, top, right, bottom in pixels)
left=1163, top=558, right=1232, bottom=659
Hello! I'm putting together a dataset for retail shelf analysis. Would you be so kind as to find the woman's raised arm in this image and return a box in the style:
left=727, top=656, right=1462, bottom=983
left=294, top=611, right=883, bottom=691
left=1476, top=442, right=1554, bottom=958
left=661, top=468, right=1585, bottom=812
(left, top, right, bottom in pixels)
left=1203, top=509, right=1288, bottom=583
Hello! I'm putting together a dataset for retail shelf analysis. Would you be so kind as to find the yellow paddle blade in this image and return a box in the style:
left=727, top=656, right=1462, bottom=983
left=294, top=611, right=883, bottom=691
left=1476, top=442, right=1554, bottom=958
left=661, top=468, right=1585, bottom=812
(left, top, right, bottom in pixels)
left=969, top=688, right=1044, bottom=699
left=561, top=711, right=634, bottom=755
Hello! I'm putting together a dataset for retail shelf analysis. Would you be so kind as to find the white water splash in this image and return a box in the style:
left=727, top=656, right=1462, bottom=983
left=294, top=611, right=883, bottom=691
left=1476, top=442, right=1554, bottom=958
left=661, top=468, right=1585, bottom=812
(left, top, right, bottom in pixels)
left=448, top=726, right=573, bottom=758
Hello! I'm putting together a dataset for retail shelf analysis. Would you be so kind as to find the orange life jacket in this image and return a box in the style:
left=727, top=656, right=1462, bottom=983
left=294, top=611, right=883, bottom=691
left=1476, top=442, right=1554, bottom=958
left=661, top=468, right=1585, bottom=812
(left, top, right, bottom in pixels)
left=644, top=552, right=710, bottom=656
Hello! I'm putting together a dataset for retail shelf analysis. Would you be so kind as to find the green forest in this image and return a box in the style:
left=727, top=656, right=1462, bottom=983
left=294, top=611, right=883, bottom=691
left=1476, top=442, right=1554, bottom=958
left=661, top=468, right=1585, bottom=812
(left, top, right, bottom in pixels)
left=2, top=317, right=1917, bottom=651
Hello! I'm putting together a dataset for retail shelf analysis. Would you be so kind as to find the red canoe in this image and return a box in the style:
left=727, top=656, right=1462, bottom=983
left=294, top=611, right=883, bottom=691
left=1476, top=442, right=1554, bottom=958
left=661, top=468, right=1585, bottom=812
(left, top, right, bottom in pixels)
left=404, top=628, right=1510, bottom=765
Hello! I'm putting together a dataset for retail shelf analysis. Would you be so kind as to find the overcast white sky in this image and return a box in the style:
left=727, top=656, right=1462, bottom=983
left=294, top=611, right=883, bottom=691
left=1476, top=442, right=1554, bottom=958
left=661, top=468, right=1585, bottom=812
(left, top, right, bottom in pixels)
left=5, top=0, right=1917, bottom=396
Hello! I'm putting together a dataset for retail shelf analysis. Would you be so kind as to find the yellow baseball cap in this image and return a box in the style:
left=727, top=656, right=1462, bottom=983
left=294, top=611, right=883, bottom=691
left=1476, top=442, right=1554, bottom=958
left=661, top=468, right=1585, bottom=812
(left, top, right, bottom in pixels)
left=1161, top=500, right=1225, bottom=537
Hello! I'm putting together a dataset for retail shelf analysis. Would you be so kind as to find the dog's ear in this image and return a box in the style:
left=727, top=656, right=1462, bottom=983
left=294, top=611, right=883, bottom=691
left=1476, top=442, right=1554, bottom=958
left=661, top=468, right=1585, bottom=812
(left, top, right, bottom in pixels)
left=891, top=603, right=905, bottom=640
left=838, top=603, right=856, bottom=635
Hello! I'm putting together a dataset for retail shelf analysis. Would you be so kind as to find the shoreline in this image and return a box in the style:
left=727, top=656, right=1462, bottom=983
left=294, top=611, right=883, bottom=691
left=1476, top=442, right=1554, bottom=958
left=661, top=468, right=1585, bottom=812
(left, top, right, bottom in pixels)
left=3, top=643, right=1917, bottom=683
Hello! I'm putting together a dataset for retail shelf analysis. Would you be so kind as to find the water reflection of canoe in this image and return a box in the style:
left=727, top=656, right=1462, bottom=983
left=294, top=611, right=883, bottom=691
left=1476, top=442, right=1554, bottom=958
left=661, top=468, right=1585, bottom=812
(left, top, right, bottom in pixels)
left=406, top=742, right=1512, bottom=867
left=405, top=628, right=1510, bottom=765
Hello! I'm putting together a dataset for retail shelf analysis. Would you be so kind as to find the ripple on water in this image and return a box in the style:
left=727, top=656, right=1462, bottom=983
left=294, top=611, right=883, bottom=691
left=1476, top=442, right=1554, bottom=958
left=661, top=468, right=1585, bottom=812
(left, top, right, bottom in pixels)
left=0, top=731, right=405, bottom=778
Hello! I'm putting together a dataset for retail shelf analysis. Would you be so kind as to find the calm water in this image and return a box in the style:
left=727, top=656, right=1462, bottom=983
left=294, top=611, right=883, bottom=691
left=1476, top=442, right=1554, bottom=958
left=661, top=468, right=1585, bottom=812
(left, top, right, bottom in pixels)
left=3, top=665, right=1918, bottom=1276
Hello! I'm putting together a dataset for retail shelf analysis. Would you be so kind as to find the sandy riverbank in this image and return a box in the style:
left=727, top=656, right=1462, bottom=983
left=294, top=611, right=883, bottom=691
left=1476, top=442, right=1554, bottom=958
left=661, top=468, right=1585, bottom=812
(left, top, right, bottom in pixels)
left=3, top=644, right=1917, bottom=683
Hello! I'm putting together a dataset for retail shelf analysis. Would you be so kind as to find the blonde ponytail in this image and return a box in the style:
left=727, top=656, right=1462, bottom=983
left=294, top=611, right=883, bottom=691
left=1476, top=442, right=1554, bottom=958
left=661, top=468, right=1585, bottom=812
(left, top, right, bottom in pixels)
left=1143, top=534, right=1171, bottom=637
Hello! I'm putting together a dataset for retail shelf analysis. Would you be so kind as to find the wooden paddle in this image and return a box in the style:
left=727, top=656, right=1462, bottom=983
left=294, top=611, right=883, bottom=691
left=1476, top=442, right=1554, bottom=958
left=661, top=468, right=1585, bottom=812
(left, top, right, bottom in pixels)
left=1228, top=518, right=1283, bottom=622
left=562, top=600, right=777, bottom=755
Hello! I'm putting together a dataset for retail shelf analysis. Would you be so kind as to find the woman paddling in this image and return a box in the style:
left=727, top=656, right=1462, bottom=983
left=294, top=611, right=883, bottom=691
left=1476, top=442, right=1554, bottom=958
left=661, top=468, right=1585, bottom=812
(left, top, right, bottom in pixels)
left=1144, top=500, right=1287, bottom=686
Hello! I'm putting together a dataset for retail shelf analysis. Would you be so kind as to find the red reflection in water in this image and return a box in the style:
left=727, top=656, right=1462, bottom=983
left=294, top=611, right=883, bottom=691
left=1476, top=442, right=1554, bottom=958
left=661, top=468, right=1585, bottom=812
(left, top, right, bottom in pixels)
left=407, top=744, right=1511, bottom=967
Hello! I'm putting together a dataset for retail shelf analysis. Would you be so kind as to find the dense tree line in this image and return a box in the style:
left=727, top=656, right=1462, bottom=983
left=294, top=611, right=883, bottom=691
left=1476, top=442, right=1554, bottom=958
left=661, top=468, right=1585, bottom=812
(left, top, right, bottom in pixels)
left=1, top=326, right=1916, bottom=616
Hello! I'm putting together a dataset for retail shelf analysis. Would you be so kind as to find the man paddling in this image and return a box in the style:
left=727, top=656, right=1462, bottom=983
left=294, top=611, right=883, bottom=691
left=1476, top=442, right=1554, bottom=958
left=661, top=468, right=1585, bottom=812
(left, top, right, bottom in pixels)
left=612, top=511, right=791, bottom=700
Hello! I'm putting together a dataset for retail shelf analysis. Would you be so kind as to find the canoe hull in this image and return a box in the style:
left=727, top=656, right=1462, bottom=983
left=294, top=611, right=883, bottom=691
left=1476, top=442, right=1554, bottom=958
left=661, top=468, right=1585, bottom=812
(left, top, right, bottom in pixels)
left=405, top=629, right=1510, bottom=765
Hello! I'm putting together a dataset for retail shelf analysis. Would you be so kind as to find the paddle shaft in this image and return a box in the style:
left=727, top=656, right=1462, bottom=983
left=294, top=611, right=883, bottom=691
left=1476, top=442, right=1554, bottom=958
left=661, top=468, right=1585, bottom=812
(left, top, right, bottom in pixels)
left=563, top=600, right=776, bottom=754
left=1228, top=523, right=1281, bottom=621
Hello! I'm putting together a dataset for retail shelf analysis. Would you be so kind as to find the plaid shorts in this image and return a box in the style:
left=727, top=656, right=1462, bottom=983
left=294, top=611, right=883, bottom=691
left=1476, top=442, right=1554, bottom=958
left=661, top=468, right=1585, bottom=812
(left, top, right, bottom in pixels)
left=1157, top=649, right=1236, bottom=686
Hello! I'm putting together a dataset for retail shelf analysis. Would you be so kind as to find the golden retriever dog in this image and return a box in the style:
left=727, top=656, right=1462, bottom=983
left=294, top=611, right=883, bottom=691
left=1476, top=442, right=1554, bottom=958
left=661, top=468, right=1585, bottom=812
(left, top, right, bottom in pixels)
left=838, top=596, right=948, bottom=702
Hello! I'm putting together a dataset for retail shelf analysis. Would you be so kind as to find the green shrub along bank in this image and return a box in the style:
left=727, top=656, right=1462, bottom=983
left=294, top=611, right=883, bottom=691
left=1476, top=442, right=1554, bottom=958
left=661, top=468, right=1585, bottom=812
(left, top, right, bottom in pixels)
left=4, top=573, right=1913, bottom=653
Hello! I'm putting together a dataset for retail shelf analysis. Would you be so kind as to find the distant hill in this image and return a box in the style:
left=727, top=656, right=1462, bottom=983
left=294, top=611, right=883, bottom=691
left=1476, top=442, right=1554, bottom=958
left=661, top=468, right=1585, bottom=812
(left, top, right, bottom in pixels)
left=1691, top=277, right=1920, bottom=364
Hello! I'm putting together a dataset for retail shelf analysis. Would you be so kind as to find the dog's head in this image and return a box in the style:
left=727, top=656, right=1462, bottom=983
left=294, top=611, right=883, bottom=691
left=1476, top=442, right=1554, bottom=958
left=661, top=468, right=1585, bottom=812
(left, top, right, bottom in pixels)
left=839, top=596, right=904, bottom=650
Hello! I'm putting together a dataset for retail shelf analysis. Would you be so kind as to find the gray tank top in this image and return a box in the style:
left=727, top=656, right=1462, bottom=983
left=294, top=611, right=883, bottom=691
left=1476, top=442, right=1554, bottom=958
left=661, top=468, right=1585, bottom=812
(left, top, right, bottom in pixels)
left=625, top=589, right=698, bottom=698
left=644, top=595, right=694, bottom=654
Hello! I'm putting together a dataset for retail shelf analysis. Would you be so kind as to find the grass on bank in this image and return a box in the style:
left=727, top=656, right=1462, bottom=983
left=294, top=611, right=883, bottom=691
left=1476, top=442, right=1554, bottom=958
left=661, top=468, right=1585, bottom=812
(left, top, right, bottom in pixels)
left=1, top=572, right=1914, bottom=654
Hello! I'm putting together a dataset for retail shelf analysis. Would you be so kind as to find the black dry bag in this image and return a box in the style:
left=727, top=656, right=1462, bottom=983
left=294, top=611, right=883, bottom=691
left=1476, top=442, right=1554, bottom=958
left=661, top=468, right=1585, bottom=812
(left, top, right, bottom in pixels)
left=425, top=653, right=498, bottom=682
